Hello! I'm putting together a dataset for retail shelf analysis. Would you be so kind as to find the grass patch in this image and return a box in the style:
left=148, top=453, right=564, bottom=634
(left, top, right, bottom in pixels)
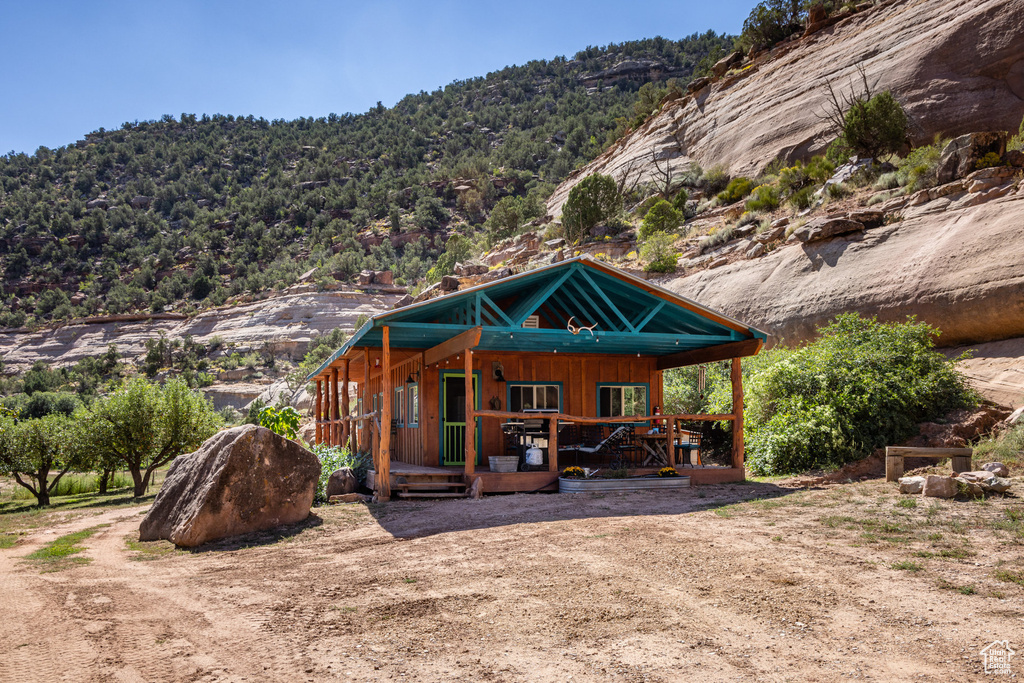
left=0, top=533, right=18, bottom=549
left=896, top=498, right=917, bottom=509
left=994, top=569, right=1024, bottom=587
left=891, top=560, right=923, bottom=572
left=125, top=537, right=180, bottom=561
left=25, top=524, right=109, bottom=572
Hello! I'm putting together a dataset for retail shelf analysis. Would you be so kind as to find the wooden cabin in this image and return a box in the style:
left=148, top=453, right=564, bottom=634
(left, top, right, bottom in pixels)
left=309, top=255, right=767, bottom=499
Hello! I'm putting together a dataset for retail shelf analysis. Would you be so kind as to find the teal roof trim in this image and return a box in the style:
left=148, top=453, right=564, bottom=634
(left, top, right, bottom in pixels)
left=308, top=256, right=767, bottom=380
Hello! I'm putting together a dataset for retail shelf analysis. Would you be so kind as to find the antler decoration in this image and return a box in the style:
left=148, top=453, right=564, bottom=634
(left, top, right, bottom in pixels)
left=567, top=316, right=598, bottom=336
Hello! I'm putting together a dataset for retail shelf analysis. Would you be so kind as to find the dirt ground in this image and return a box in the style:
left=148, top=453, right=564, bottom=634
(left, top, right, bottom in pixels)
left=1, top=476, right=1022, bottom=682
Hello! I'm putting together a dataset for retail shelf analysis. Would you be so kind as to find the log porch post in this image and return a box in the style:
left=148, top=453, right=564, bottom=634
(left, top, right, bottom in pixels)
left=667, top=416, right=676, bottom=469
left=464, top=350, right=475, bottom=475
left=378, top=327, right=392, bottom=500
left=314, top=379, right=323, bottom=445
left=548, top=414, right=558, bottom=472
left=731, top=358, right=744, bottom=471
left=341, top=359, right=350, bottom=450
left=330, top=366, right=340, bottom=446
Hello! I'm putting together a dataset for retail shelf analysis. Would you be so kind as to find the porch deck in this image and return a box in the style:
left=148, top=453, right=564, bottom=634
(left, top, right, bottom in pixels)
left=366, top=460, right=744, bottom=494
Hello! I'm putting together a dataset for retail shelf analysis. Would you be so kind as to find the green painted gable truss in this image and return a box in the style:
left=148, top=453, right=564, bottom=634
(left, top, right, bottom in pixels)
left=309, top=256, right=767, bottom=379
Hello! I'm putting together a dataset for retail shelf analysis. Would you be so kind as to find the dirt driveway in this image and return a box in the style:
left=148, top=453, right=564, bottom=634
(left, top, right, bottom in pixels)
left=0, top=479, right=1021, bottom=682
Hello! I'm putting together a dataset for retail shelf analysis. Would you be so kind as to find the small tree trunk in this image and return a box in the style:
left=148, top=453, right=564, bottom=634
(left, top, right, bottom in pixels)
left=129, top=466, right=146, bottom=498
left=98, top=469, right=112, bottom=495
left=36, top=473, right=50, bottom=507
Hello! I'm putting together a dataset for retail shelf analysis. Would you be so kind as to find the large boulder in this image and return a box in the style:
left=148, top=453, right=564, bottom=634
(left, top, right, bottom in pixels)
left=936, top=132, right=1009, bottom=184
left=139, top=425, right=321, bottom=547
left=325, top=467, right=358, bottom=497
left=898, top=476, right=925, bottom=494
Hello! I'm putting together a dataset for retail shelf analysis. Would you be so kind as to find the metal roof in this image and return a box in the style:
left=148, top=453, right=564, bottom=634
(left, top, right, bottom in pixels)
left=309, top=255, right=767, bottom=379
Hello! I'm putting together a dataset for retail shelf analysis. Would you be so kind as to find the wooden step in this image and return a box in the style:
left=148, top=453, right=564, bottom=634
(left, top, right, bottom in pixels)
left=395, top=492, right=469, bottom=499
left=397, top=482, right=466, bottom=490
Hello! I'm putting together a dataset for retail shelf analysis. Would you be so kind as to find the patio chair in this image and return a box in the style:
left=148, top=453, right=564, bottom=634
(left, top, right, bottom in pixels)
left=675, top=429, right=703, bottom=467
left=559, top=425, right=634, bottom=469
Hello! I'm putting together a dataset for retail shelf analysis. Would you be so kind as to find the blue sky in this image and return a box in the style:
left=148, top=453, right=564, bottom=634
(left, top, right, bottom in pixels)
left=1, top=1, right=750, bottom=155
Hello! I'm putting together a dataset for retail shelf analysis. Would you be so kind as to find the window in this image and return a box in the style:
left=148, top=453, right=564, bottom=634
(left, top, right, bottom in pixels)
left=598, top=384, right=648, bottom=418
left=372, top=393, right=378, bottom=415
left=509, top=383, right=560, bottom=412
left=394, top=386, right=404, bottom=425
left=408, top=384, right=419, bottom=426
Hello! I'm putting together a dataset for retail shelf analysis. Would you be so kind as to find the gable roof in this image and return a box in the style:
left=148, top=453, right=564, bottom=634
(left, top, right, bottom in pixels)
left=309, top=255, right=767, bottom=379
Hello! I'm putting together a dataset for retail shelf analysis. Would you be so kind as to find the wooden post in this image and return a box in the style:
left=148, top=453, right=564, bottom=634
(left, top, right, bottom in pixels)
left=731, top=358, right=744, bottom=471
left=464, top=350, right=476, bottom=474
left=378, top=327, right=392, bottom=500
left=885, top=453, right=904, bottom=482
left=314, top=380, right=323, bottom=445
left=548, top=415, right=558, bottom=472
left=667, top=417, right=676, bottom=469
left=341, top=359, right=350, bottom=450
left=323, top=376, right=332, bottom=446
left=330, top=367, right=340, bottom=446
left=362, top=353, right=369, bottom=453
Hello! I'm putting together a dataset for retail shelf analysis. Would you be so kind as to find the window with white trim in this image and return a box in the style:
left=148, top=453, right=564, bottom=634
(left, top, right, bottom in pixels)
left=394, top=386, right=404, bottom=425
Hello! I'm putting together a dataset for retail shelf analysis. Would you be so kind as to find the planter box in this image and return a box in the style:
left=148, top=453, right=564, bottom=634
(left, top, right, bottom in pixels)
left=488, top=456, right=519, bottom=473
left=558, top=476, right=691, bottom=493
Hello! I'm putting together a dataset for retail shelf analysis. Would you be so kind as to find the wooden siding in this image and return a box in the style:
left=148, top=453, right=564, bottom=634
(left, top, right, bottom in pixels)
left=418, top=350, right=662, bottom=466
left=362, top=350, right=425, bottom=466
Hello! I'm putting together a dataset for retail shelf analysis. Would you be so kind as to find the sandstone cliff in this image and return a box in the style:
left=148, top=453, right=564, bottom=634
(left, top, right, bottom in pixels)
left=547, top=0, right=1024, bottom=216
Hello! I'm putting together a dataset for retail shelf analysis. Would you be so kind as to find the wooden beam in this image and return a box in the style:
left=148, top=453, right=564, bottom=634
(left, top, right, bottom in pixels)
left=314, top=380, right=323, bottom=445
left=548, top=415, right=558, bottom=472
left=341, top=359, right=350, bottom=449
left=656, top=338, right=764, bottom=371
left=331, top=367, right=340, bottom=447
left=423, top=326, right=483, bottom=367
left=378, top=326, right=392, bottom=501
left=464, top=349, right=475, bottom=475
left=731, top=358, right=744, bottom=471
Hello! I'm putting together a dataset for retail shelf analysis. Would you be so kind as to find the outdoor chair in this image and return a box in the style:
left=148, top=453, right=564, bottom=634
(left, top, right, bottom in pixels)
left=559, top=425, right=634, bottom=469
left=675, top=429, right=703, bottom=467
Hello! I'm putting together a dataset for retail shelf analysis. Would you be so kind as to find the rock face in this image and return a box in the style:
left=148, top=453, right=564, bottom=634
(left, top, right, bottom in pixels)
left=665, top=191, right=1024, bottom=348
left=937, top=132, right=1010, bottom=183
left=0, top=289, right=403, bottom=374
left=139, top=425, right=321, bottom=547
left=547, top=0, right=1024, bottom=216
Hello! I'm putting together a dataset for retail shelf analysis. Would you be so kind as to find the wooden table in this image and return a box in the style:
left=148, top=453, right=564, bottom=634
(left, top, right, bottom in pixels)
left=637, top=432, right=700, bottom=467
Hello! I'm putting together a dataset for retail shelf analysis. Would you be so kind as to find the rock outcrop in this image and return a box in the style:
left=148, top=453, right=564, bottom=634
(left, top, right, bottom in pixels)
left=0, top=289, right=403, bottom=373
left=139, top=425, right=320, bottom=547
left=547, top=0, right=1024, bottom=217
left=664, top=190, right=1024, bottom=348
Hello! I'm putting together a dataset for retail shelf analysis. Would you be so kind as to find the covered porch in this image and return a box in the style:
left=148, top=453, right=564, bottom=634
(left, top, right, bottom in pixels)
left=308, top=256, right=767, bottom=499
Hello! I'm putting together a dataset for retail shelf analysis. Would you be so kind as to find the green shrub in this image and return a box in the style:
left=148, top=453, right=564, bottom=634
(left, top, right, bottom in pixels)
left=698, top=224, right=737, bottom=254
left=709, top=314, right=978, bottom=475
left=745, top=184, right=781, bottom=212
left=639, top=200, right=683, bottom=239
left=897, top=140, right=946, bottom=192
left=833, top=91, right=909, bottom=160
left=309, top=443, right=370, bottom=504
left=560, top=174, right=621, bottom=245
left=826, top=182, right=852, bottom=200
left=639, top=232, right=678, bottom=273
left=485, top=195, right=541, bottom=243
left=737, top=0, right=806, bottom=53
left=671, top=188, right=689, bottom=213
left=778, top=163, right=810, bottom=196
left=699, top=165, right=730, bottom=194
left=873, top=172, right=901, bottom=191
left=1010, top=115, right=1024, bottom=152
left=717, top=177, right=754, bottom=204
left=975, top=152, right=1004, bottom=170
left=788, top=186, right=815, bottom=211
left=258, top=405, right=301, bottom=440
left=805, top=156, right=836, bottom=183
